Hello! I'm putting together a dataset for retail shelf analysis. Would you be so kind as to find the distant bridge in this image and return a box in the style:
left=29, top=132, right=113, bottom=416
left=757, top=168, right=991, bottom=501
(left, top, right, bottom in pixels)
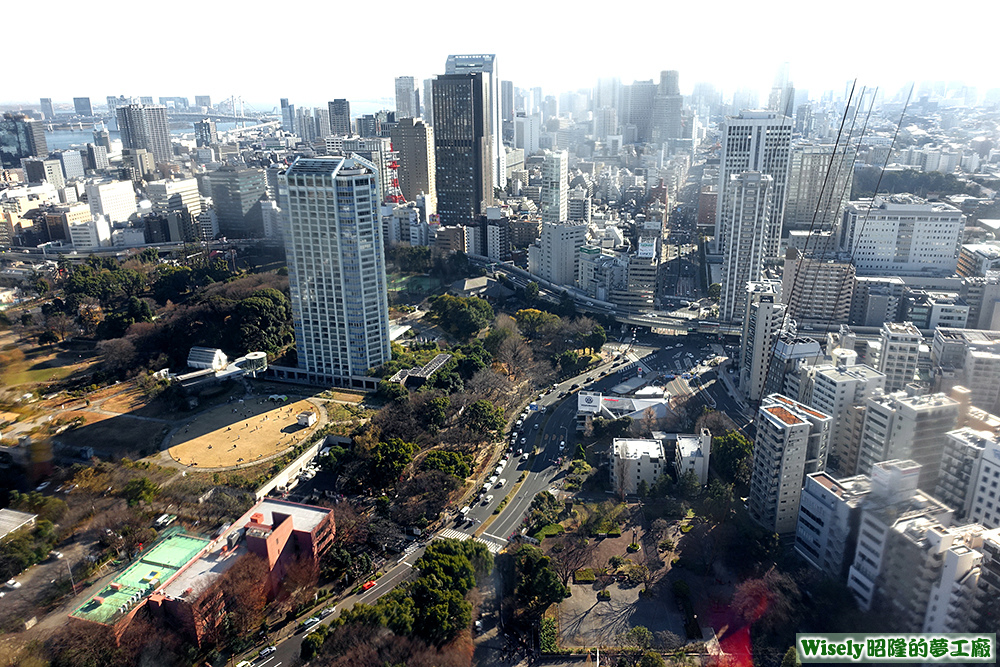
left=166, top=112, right=279, bottom=123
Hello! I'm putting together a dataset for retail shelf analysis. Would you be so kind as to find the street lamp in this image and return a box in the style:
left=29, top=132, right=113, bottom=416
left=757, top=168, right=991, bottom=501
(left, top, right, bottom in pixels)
left=66, top=559, right=77, bottom=596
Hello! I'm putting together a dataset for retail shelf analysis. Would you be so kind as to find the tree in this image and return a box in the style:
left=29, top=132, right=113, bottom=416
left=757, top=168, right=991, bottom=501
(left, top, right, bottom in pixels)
left=236, top=289, right=292, bottom=354
left=524, top=281, right=539, bottom=301
left=377, top=380, right=409, bottom=401
left=586, top=324, right=607, bottom=354
left=121, top=477, right=159, bottom=506
left=708, top=283, right=721, bottom=300
left=514, top=308, right=561, bottom=338
left=369, top=438, right=416, bottom=489
left=428, top=294, right=493, bottom=339
left=281, top=556, right=320, bottom=613
left=424, top=396, right=450, bottom=428
left=638, top=651, right=667, bottom=667
left=514, top=545, right=568, bottom=616
left=549, top=534, right=596, bottom=585
left=704, top=479, right=735, bottom=522
left=781, top=647, right=799, bottom=667
left=461, top=399, right=504, bottom=435
left=421, top=450, right=471, bottom=479
left=216, top=553, right=269, bottom=639
left=732, top=569, right=802, bottom=635
left=712, top=430, right=754, bottom=487
left=98, top=338, right=136, bottom=374
left=46, top=312, right=74, bottom=340
left=38, top=330, right=59, bottom=345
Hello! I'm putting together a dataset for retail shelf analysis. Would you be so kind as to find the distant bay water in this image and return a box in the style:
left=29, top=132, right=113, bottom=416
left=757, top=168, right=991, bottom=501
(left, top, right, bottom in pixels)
left=44, top=121, right=241, bottom=151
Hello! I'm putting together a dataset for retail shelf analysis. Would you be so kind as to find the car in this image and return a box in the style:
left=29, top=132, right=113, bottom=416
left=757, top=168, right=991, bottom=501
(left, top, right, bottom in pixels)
left=237, top=662, right=252, bottom=667
left=5, top=579, right=21, bottom=589
left=474, top=619, right=483, bottom=633
left=259, top=646, right=276, bottom=658
left=521, top=452, right=530, bottom=461
left=361, top=580, right=377, bottom=591
left=50, top=551, right=63, bottom=560
left=515, top=448, right=523, bottom=456
left=35, top=481, right=49, bottom=492
left=520, top=437, right=527, bottom=445
left=496, top=478, right=507, bottom=488
left=321, top=606, right=337, bottom=617
left=482, top=495, right=494, bottom=505
left=558, top=391, right=567, bottom=398
left=301, top=616, right=320, bottom=630
left=571, top=384, right=580, bottom=390
left=586, top=376, right=594, bottom=382
left=559, top=441, right=566, bottom=450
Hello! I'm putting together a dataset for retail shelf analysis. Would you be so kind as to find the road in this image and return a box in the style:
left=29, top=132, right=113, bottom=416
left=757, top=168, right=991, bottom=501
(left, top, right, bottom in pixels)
left=252, top=331, right=740, bottom=666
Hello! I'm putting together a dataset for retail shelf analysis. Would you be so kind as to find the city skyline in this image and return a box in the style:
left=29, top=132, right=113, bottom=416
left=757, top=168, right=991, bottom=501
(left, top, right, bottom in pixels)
left=4, top=0, right=998, bottom=109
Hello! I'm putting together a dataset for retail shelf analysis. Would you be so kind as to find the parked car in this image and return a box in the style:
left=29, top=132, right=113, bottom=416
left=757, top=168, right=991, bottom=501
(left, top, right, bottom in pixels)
left=496, top=478, right=506, bottom=488
left=482, top=495, right=494, bottom=505
left=5, top=579, right=21, bottom=589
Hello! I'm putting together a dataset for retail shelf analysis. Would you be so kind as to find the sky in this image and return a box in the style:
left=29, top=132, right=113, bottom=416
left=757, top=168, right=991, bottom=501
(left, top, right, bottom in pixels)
left=5, top=0, right=998, bottom=113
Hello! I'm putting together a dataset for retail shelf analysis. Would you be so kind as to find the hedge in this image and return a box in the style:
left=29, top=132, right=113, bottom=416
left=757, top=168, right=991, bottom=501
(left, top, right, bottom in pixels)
left=540, top=617, right=558, bottom=653
left=573, top=568, right=596, bottom=584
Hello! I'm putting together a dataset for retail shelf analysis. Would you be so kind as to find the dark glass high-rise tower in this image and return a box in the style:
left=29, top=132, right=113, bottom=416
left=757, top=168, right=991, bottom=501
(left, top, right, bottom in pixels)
left=432, top=72, right=494, bottom=225
left=0, top=113, right=48, bottom=168
left=328, top=99, right=351, bottom=136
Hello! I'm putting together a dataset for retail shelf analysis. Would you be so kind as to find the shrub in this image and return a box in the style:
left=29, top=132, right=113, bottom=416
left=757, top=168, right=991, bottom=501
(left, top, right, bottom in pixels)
left=680, top=524, right=693, bottom=534
left=531, top=523, right=565, bottom=541
left=573, top=568, right=596, bottom=584
left=658, top=539, right=675, bottom=552
left=597, top=590, right=611, bottom=601
left=607, top=527, right=622, bottom=538
left=627, top=542, right=641, bottom=553
left=540, top=617, right=558, bottom=653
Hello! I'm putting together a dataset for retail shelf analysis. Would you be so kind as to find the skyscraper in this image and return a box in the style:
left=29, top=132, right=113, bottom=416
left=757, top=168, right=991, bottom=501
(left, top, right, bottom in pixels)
left=194, top=119, right=218, bottom=148
left=622, top=80, right=657, bottom=143
left=390, top=118, right=436, bottom=212
left=739, top=280, right=785, bottom=403
left=116, top=104, right=172, bottom=164
left=785, top=141, right=854, bottom=232
left=73, top=97, right=93, bottom=116
left=281, top=156, right=390, bottom=388
left=433, top=72, right=494, bottom=225
left=23, top=158, right=65, bottom=189
left=714, top=110, right=792, bottom=258
left=445, top=54, right=504, bottom=188
left=280, top=98, right=295, bottom=133
left=328, top=99, right=351, bottom=136
left=720, top=171, right=775, bottom=323
left=422, top=79, right=434, bottom=126
left=39, top=98, right=54, bottom=120
left=540, top=150, right=568, bottom=223
left=0, top=113, right=48, bottom=168
left=653, top=70, right=683, bottom=142
left=395, top=77, right=418, bottom=119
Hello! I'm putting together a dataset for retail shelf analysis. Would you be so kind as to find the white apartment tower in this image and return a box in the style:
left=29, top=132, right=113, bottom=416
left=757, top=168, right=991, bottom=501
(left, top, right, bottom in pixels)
left=936, top=428, right=1000, bottom=528
left=281, top=157, right=390, bottom=389
left=145, top=178, right=202, bottom=218
left=528, top=221, right=588, bottom=287
left=390, top=118, right=436, bottom=214
left=540, top=150, right=568, bottom=223
left=739, top=281, right=785, bottom=404
left=878, top=321, right=922, bottom=392
left=748, top=394, right=832, bottom=534
left=808, top=364, right=886, bottom=475
left=720, top=172, right=774, bottom=323
left=714, top=110, right=792, bottom=257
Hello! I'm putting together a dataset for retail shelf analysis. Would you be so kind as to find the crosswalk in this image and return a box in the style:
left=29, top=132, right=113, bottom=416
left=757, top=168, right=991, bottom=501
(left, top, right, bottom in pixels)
left=434, top=528, right=507, bottom=554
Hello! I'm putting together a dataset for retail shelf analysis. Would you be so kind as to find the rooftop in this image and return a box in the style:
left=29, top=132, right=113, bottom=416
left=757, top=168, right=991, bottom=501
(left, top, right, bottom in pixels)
left=0, top=508, right=36, bottom=540
left=675, top=433, right=708, bottom=458
left=772, top=394, right=831, bottom=420
left=765, top=405, right=802, bottom=425
left=251, top=498, right=331, bottom=534
left=612, top=438, right=663, bottom=460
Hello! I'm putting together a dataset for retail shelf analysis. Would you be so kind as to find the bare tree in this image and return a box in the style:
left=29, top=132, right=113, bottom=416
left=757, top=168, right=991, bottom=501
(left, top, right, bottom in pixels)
left=496, top=335, right=534, bottom=379
left=550, top=534, right=597, bottom=586
left=98, top=337, right=137, bottom=373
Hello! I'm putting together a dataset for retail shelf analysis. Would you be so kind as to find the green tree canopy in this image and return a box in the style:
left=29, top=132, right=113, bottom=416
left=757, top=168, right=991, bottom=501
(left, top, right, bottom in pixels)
left=712, top=430, right=753, bottom=487
left=428, top=294, right=494, bottom=339
left=369, top=438, right=416, bottom=489
left=421, top=450, right=470, bottom=478
left=461, top=399, right=505, bottom=435
left=514, top=308, right=561, bottom=338
left=514, top=545, right=568, bottom=616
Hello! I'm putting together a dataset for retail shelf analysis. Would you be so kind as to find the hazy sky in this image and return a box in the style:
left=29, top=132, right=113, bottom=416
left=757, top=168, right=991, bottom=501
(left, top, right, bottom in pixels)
left=6, top=0, right=998, bottom=112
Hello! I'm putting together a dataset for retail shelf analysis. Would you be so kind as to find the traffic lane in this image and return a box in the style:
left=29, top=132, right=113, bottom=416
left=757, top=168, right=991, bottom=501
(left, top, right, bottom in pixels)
left=267, top=546, right=426, bottom=665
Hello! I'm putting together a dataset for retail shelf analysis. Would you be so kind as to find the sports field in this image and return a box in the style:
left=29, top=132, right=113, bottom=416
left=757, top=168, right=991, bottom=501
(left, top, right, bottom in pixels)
left=72, top=532, right=210, bottom=624
left=167, top=397, right=320, bottom=469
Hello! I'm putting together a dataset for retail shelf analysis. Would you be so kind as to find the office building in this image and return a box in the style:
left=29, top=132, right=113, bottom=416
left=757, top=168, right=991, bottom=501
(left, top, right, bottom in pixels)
left=902, top=290, right=969, bottom=330
left=68, top=216, right=112, bottom=249
left=281, top=157, right=390, bottom=388
left=795, top=471, right=871, bottom=578
left=194, top=95, right=211, bottom=109
left=121, top=148, right=155, bottom=183
left=194, top=119, right=218, bottom=147
left=720, top=171, right=774, bottom=323
left=23, top=158, right=65, bottom=189
left=390, top=118, right=436, bottom=213
left=878, top=322, right=922, bottom=392
left=422, top=79, right=434, bottom=125
left=73, top=97, right=93, bottom=116
left=856, top=389, right=960, bottom=489
left=932, top=328, right=1000, bottom=414
left=328, top=99, right=351, bottom=137
left=610, top=438, right=665, bottom=496
left=395, top=76, right=418, bottom=119
left=652, top=70, right=683, bottom=141
left=280, top=98, right=295, bottom=133
left=433, top=71, right=494, bottom=225
left=785, top=141, right=853, bottom=231
left=781, top=248, right=854, bottom=323
left=116, top=104, right=172, bottom=164
left=739, top=281, right=786, bottom=404
left=540, top=150, right=568, bottom=223
left=86, top=180, right=137, bottom=223
left=208, top=167, right=267, bottom=238
left=714, top=110, right=792, bottom=258
left=514, top=113, right=540, bottom=155
left=958, top=243, right=1000, bottom=278
left=93, top=127, right=111, bottom=151
left=622, top=80, right=656, bottom=143
left=445, top=54, right=504, bottom=189
left=1, top=113, right=48, bottom=168
left=56, top=150, right=85, bottom=180
left=748, top=394, right=832, bottom=534
left=85, top=143, right=109, bottom=171
left=807, top=364, right=886, bottom=474
left=527, top=220, right=587, bottom=287
left=839, top=195, right=964, bottom=276
left=42, top=203, right=91, bottom=242
left=39, top=98, right=54, bottom=120
left=146, top=178, right=202, bottom=218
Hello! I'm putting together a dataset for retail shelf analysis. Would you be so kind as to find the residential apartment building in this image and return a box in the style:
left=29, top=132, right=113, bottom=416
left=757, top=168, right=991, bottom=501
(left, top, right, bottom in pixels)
left=527, top=220, right=587, bottom=287
left=781, top=249, right=854, bottom=323
left=739, top=281, right=785, bottom=404
left=145, top=178, right=202, bottom=218
left=116, top=104, right=172, bottom=165
left=281, top=156, right=390, bottom=389
left=807, top=364, right=886, bottom=475
left=390, top=118, right=436, bottom=214
left=674, top=429, right=712, bottom=486
left=610, top=438, right=665, bottom=496
left=902, top=290, right=969, bottom=330
left=540, top=150, right=568, bottom=223
left=878, top=322, right=921, bottom=392
left=784, top=141, right=853, bottom=232
left=936, top=428, right=1000, bottom=527
left=720, top=172, right=774, bottom=323
left=931, top=328, right=1000, bottom=414
left=795, top=472, right=871, bottom=578
left=748, top=394, right=832, bottom=534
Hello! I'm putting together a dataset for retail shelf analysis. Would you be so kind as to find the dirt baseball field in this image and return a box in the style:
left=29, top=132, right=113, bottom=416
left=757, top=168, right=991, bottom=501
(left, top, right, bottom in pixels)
left=167, top=396, right=321, bottom=469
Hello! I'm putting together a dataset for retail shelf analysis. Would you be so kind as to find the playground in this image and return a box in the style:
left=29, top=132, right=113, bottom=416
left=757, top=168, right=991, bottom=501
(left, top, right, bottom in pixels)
left=166, top=395, right=321, bottom=470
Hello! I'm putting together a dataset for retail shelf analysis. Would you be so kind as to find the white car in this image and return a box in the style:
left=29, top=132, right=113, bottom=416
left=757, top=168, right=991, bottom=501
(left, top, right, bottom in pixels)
left=259, top=646, right=276, bottom=658
left=5, top=579, right=20, bottom=589
left=496, top=478, right=507, bottom=488
left=482, top=495, right=494, bottom=505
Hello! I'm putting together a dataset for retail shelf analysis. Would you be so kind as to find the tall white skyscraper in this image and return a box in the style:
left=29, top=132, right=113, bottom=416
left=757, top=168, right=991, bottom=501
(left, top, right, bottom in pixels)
left=785, top=141, right=854, bottom=232
left=540, top=150, right=568, bottom=223
left=714, top=110, right=792, bottom=257
left=739, top=281, right=785, bottom=404
left=394, top=76, right=418, bottom=119
left=720, top=171, right=774, bottom=323
left=445, top=54, right=505, bottom=189
left=281, top=156, right=390, bottom=389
